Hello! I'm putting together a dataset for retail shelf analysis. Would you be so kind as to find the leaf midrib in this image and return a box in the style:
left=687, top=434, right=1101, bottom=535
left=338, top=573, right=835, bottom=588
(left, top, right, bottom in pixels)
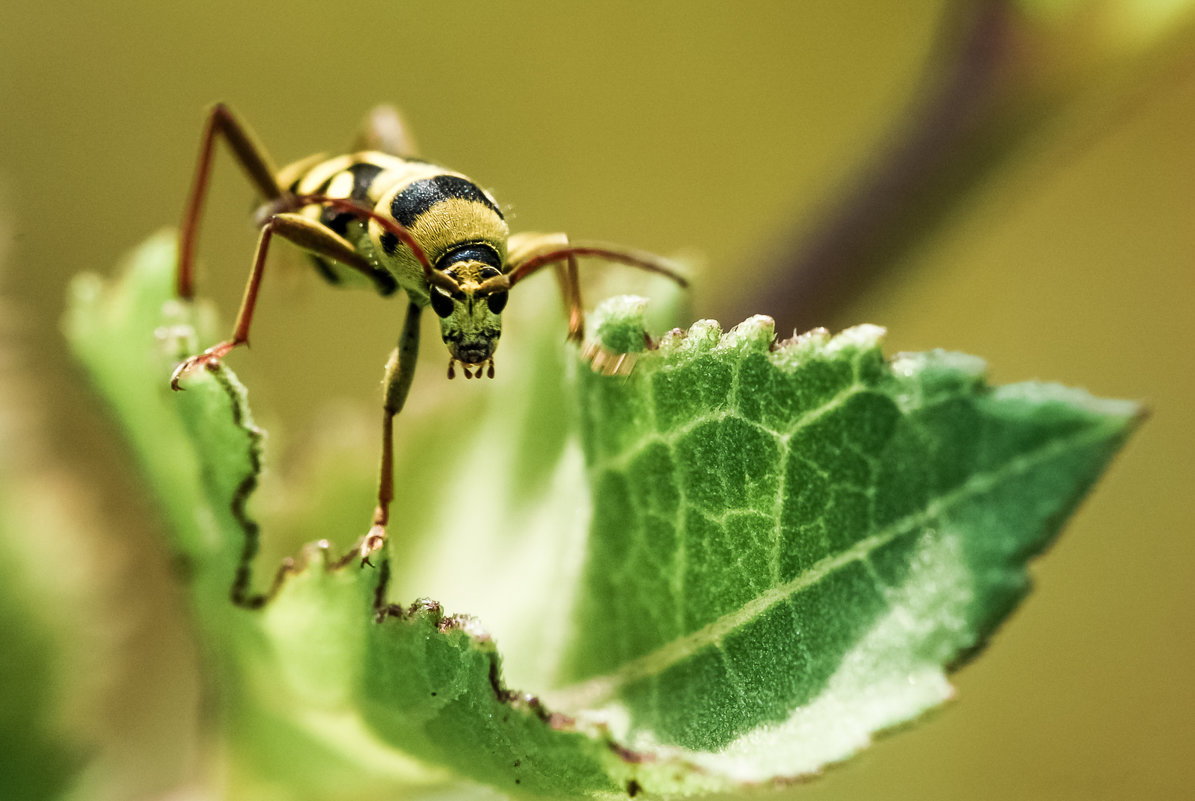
left=550, top=420, right=1113, bottom=711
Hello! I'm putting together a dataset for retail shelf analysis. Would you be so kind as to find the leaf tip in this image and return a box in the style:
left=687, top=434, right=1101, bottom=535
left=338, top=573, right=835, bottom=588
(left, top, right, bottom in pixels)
left=721, top=314, right=776, bottom=351
left=590, top=295, right=653, bottom=355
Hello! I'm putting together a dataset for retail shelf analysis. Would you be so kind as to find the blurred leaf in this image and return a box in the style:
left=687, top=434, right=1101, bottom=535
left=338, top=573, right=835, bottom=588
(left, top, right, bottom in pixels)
left=0, top=499, right=87, bottom=801
left=63, top=236, right=1139, bottom=799
left=1, top=258, right=88, bottom=801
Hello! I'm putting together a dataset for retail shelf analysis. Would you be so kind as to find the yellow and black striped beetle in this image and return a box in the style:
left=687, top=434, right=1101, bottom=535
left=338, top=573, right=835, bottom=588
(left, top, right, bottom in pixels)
left=170, top=104, right=686, bottom=563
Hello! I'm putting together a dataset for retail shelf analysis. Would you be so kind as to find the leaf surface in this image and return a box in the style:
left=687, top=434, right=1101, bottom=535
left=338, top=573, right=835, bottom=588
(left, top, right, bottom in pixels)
left=555, top=300, right=1139, bottom=778
left=64, top=236, right=708, bottom=800
left=65, top=237, right=1139, bottom=798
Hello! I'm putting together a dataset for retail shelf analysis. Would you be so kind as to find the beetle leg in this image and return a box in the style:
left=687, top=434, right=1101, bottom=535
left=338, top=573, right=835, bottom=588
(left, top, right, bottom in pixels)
left=171, top=212, right=373, bottom=389
left=508, top=232, right=585, bottom=340
left=289, top=193, right=438, bottom=284
left=506, top=233, right=688, bottom=373
left=361, top=302, right=422, bottom=565
left=179, top=104, right=286, bottom=300
left=554, top=254, right=584, bottom=342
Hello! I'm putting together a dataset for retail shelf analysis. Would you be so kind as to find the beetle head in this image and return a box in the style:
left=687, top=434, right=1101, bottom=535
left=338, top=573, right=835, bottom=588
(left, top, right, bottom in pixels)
left=428, top=260, right=510, bottom=375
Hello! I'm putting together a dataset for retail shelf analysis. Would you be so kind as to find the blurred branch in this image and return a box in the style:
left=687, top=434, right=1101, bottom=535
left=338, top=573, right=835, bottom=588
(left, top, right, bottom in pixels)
left=730, top=0, right=1048, bottom=332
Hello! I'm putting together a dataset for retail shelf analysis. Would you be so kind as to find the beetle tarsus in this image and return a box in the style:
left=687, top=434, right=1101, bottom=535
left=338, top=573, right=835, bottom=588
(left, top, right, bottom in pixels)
left=359, top=523, right=387, bottom=567
left=170, top=341, right=237, bottom=390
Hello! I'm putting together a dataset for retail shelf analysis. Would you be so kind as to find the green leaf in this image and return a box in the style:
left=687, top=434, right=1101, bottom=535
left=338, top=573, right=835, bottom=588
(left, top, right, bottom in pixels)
left=553, top=301, right=1140, bottom=779
left=65, top=236, right=1139, bottom=799
left=64, top=235, right=712, bottom=800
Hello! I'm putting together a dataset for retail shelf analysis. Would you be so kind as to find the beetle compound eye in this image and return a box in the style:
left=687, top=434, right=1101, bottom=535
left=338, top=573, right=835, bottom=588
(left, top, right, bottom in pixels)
left=486, top=290, right=509, bottom=314
left=430, top=288, right=455, bottom=318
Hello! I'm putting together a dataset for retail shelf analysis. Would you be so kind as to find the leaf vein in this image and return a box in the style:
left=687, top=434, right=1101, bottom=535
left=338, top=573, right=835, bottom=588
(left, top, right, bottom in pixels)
left=552, top=422, right=1108, bottom=709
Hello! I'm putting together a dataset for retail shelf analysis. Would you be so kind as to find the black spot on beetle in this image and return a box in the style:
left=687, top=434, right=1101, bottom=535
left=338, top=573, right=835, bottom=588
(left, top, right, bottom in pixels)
left=438, top=244, right=503, bottom=272
left=346, top=162, right=384, bottom=201
left=390, top=175, right=503, bottom=228
left=380, top=231, right=399, bottom=255
left=313, top=174, right=334, bottom=195
left=319, top=206, right=353, bottom=236
left=318, top=162, right=386, bottom=235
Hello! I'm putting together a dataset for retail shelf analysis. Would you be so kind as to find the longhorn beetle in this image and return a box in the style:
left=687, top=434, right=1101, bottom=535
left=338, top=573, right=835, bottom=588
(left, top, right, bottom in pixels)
left=170, top=104, right=687, bottom=563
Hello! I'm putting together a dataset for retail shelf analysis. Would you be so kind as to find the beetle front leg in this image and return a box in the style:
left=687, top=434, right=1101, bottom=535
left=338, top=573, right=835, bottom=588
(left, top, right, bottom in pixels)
left=171, top=213, right=280, bottom=389
left=556, top=253, right=584, bottom=342
left=171, top=212, right=374, bottom=389
left=508, top=231, right=585, bottom=339
left=361, top=302, right=422, bottom=565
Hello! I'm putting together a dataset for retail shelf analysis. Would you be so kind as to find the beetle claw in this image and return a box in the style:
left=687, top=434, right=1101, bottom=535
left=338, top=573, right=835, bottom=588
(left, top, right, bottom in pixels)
left=359, top=524, right=386, bottom=567
left=170, top=341, right=237, bottom=389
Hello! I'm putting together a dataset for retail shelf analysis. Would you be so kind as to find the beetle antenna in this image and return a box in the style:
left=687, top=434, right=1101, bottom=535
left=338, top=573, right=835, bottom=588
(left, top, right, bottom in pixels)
left=506, top=242, right=687, bottom=288
left=293, top=194, right=440, bottom=285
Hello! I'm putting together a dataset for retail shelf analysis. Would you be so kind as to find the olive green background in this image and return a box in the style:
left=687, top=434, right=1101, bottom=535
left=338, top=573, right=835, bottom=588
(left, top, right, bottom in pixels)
left=1, top=2, right=1191, bottom=800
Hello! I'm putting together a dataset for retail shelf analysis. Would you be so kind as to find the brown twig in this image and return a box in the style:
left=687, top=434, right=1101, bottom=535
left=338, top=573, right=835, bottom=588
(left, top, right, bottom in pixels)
left=728, top=0, right=1040, bottom=332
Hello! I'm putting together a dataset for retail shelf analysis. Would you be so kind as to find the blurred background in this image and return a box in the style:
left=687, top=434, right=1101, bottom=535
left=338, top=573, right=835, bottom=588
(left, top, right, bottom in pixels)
left=0, top=1, right=1192, bottom=799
